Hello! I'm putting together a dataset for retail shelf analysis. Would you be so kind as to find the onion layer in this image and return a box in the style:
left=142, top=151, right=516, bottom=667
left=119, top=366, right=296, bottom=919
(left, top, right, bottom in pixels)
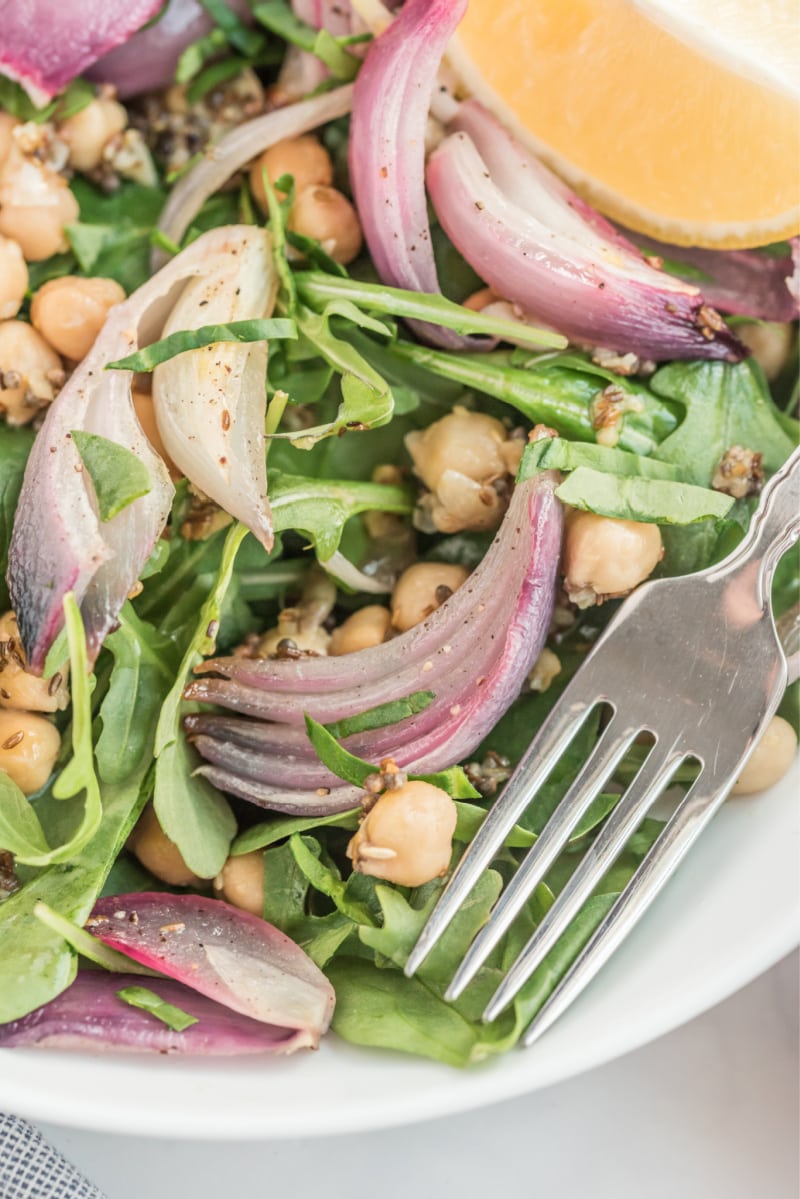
left=426, top=104, right=745, bottom=363
left=87, top=892, right=335, bottom=1044
left=0, top=972, right=313, bottom=1055
left=155, top=87, right=354, bottom=260
left=184, top=471, right=562, bottom=814
left=348, top=0, right=491, bottom=350
left=0, top=0, right=163, bottom=104
left=8, top=225, right=268, bottom=671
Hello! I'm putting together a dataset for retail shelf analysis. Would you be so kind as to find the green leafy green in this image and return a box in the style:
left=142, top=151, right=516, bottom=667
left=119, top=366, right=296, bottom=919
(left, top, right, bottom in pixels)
left=0, top=76, right=93, bottom=124
left=66, top=179, right=166, bottom=293
left=0, top=774, right=51, bottom=861
left=555, top=467, right=734, bottom=524
left=304, top=714, right=374, bottom=787
left=198, top=0, right=266, bottom=56
left=70, top=431, right=152, bottom=522
left=153, top=523, right=247, bottom=878
left=270, top=469, right=412, bottom=560
left=232, top=808, right=360, bottom=855
left=96, top=606, right=176, bottom=785
left=324, top=692, right=435, bottom=740
left=296, top=272, right=564, bottom=348
left=116, top=986, right=198, bottom=1031
left=289, top=834, right=375, bottom=925
left=0, top=424, right=34, bottom=609
left=33, top=901, right=156, bottom=975
left=519, top=437, right=685, bottom=481
left=106, top=318, right=297, bottom=372
left=311, top=29, right=363, bottom=80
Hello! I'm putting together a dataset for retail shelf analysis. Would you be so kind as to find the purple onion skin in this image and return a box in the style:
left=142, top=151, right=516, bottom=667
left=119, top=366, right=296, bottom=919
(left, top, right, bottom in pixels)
left=348, top=0, right=491, bottom=350
left=0, top=972, right=312, bottom=1055
left=86, top=0, right=253, bottom=97
left=623, top=232, right=800, bottom=322
left=185, top=473, right=563, bottom=815
left=0, top=0, right=163, bottom=102
left=426, top=131, right=745, bottom=363
left=87, top=893, right=335, bottom=1041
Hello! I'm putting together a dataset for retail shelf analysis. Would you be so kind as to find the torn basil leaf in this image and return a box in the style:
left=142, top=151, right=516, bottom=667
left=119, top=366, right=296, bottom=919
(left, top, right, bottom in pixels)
left=116, top=986, right=199, bottom=1032
left=105, top=318, right=297, bottom=372
left=71, top=431, right=152, bottom=523
left=555, top=467, right=735, bottom=525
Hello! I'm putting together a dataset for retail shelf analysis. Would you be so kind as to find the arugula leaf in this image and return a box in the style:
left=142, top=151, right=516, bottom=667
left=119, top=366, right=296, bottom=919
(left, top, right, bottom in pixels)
left=153, top=523, right=247, bottom=878
left=370, top=340, right=677, bottom=455
left=289, top=833, right=375, bottom=925
left=66, top=179, right=166, bottom=293
left=106, top=318, right=297, bottom=372
left=116, top=986, right=198, bottom=1031
left=71, top=431, right=152, bottom=522
left=96, top=605, right=176, bottom=785
left=0, top=424, right=34, bottom=609
left=269, top=469, right=412, bottom=560
left=32, top=902, right=156, bottom=975
left=324, top=692, right=435, bottom=740
left=198, top=0, right=266, bottom=56
left=555, top=467, right=734, bottom=524
left=232, top=808, right=360, bottom=856
left=295, top=272, right=564, bottom=348
left=0, top=774, right=51, bottom=861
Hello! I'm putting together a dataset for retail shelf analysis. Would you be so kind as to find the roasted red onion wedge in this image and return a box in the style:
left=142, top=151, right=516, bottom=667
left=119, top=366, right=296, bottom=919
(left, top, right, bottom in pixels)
left=621, top=232, right=800, bottom=322
left=156, top=87, right=354, bottom=257
left=86, top=893, right=335, bottom=1043
left=0, top=0, right=163, bottom=104
left=0, top=972, right=315, bottom=1055
left=8, top=226, right=271, bottom=671
left=152, top=228, right=277, bottom=549
left=86, top=0, right=253, bottom=98
left=426, top=120, right=745, bottom=363
left=348, top=0, right=490, bottom=350
left=184, top=471, right=562, bottom=814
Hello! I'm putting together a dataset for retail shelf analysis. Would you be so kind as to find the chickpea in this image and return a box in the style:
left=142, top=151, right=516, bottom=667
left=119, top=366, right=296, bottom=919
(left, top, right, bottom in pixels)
left=347, top=779, right=457, bottom=887
left=31, top=275, right=125, bottom=361
left=0, top=113, right=18, bottom=168
left=249, top=135, right=333, bottom=212
left=0, top=177, right=79, bottom=261
left=0, top=320, right=63, bottom=426
left=562, top=510, right=664, bottom=608
left=736, top=322, right=794, bottom=381
left=132, top=388, right=181, bottom=480
left=258, top=609, right=331, bottom=657
left=732, top=716, right=797, bottom=796
left=462, top=286, right=498, bottom=312
left=0, top=612, right=69, bottom=713
left=330, top=605, right=392, bottom=655
left=528, top=647, right=561, bottom=694
left=0, top=235, right=28, bottom=321
left=407, top=407, right=511, bottom=491
left=213, top=850, right=264, bottom=915
left=59, top=96, right=127, bottom=172
left=288, top=185, right=363, bottom=265
left=0, top=710, right=61, bottom=795
left=391, top=562, right=468, bottom=632
left=127, top=803, right=200, bottom=887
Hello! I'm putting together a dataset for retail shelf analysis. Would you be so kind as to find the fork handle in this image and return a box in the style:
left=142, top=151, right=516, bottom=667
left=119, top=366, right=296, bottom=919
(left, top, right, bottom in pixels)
left=722, top=445, right=800, bottom=603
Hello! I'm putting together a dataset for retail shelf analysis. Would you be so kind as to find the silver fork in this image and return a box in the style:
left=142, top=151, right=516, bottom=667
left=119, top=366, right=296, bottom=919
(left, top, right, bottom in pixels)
left=405, top=445, right=800, bottom=1046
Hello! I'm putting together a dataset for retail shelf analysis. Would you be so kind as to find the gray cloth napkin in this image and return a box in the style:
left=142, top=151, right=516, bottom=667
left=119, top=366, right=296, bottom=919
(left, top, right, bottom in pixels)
left=0, top=1113, right=107, bottom=1199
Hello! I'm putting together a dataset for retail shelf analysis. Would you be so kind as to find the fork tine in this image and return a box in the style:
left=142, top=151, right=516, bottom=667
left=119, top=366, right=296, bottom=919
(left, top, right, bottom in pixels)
left=444, top=716, right=639, bottom=1001
left=521, top=764, right=733, bottom=1046
left=482, top=742, right=685, bottom=1022
left=403, top=696, right=594, bottom=978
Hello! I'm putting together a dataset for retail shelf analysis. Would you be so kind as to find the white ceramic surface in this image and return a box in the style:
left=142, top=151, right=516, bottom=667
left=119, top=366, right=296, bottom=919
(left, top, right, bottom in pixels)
left=1, top=758, right=798, bottom=1139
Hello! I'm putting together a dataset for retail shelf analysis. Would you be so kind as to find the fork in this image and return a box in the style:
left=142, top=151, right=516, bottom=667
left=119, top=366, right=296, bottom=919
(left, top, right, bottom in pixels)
left=405, top=445, right=800, bottom=1046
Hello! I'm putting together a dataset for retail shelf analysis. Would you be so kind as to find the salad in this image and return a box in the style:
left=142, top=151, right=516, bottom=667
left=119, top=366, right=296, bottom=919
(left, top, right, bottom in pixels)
left=0, top=0, right=797, bottom=1068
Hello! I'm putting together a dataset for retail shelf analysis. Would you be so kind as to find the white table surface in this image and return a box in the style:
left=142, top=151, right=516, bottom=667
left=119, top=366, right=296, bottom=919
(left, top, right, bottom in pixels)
left=36, top=950, right=799, bottom=1199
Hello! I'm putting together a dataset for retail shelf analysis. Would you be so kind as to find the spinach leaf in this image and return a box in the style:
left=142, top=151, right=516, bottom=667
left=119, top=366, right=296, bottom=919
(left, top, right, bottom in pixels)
left=0, top=424, right=34, bottom=610
left=269, top=469, right=412, bottom=560
left=0, top=774, right=50, bottom=861
left=106, top=318, right=297, bottom=372
left=324, top=691, right=435, bottom=740
left=153, top=523, right=247, bottom=878
left=232, top=808, right=360, bottom=855
left=652, top=359, right=795, bottom=484
left=116, top=986, right=198, bottom=1031
left=66, top=179, right=166, bottom=293
left=555, top=467, right=734, bottom=524
left=71, top=431, right=152, bottom=522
